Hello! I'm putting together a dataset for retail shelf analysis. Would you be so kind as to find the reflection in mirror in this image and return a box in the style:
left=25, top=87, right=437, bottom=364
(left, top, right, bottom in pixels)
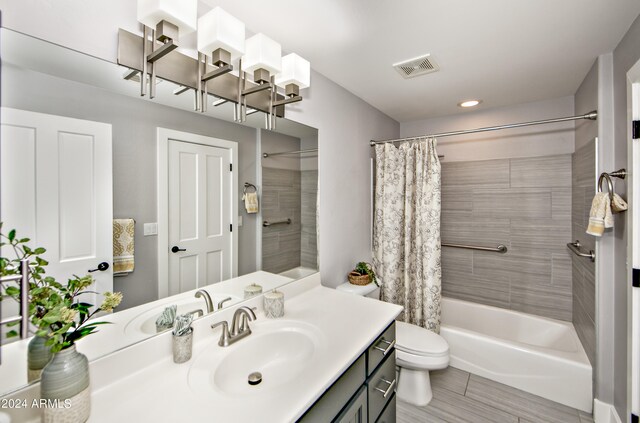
left=0, top=28, right=318, bottom=397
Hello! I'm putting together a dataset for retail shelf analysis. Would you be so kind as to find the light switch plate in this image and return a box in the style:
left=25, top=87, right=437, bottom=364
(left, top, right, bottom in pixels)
left=144, top=222, right=158, bottom=236
left=238, top=216, right=243, bottom=227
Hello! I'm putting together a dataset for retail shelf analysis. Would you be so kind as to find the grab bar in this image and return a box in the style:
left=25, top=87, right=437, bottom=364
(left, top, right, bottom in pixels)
left=442, top=243, right=508, bottom=253
left=263, top=218, right=291, bottom=227
left=0, top=259, right=30, bottom=338
left=567, top=240, right=595, bottom=262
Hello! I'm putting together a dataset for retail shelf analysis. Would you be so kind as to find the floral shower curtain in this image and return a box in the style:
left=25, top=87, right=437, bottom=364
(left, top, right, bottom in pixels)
left=372, top=140, right=442, bottom=332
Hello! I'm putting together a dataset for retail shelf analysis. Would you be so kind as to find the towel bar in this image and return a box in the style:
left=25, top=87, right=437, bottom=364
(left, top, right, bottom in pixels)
left=567, top=240, right=595, bottom=262
left=442, top=243, right=508, bottom=253
left=0, top=259, right=30, bottom=338
left=263, top=218, right=291, bottom=227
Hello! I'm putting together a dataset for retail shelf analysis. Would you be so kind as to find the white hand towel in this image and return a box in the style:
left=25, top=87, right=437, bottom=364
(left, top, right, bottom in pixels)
left=586, top=193, right=613, bottom=237
left=243, top=192, right=259, bottom=214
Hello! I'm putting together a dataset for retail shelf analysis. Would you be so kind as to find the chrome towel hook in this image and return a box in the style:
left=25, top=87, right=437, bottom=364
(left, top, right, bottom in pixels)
left=597, top=173, right=614, bottom=203
left=597, top=168, right=627, bottom=213
left=243, top=182, right=257, bottom=195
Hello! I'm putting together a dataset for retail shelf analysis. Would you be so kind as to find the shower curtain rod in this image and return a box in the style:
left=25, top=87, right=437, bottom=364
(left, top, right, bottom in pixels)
left=263, top=148, right=318, bottom=158
left=369, top=110, right=598, bottom=146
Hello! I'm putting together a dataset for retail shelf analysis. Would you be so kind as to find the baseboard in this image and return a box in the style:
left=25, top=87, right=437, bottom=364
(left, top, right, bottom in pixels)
left=594, top=399, right=623, bottom=423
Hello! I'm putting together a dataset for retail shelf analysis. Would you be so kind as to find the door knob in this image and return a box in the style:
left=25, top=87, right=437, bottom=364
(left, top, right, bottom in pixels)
left=171, top=246, right=186, bottom=253
left=88, top=262, right=110, bottom=273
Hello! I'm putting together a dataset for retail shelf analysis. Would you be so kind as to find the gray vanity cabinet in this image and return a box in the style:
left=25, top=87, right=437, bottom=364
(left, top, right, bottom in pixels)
left=298, top=322, right=397, bottom=423
left=334, top=386, right=368, bottom=423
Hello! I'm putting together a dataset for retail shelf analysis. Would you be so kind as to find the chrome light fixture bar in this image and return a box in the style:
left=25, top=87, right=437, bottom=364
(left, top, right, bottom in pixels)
left=118, top=28, right=285, bottom=118
left=123, top=3, right=311, bottom=127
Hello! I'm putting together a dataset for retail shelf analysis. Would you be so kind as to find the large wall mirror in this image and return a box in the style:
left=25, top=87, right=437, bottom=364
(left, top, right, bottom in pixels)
left=0, top=28, right=318, bottom=396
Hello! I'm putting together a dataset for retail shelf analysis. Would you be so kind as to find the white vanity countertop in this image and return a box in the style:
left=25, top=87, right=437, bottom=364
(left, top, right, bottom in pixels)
left=1, top=275, right=402, bottom=423
left=89, top=278, right=401, bottom=422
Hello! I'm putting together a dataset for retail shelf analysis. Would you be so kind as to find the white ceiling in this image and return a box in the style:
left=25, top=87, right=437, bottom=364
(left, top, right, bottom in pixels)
left=202, top=0, right=640, bottom=122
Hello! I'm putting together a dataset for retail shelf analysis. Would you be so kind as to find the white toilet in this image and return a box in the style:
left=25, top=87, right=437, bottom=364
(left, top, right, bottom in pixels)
left=336, top=282, right=450, bottom=406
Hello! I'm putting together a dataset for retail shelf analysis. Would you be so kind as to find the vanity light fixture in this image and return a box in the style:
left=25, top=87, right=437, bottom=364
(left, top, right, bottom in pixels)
left=121, top=3, right=310, bottom=129
left=195, top=7, right=245, bottom=112
left=458, top=99, right=482, bottom=108
left=238, top=33, right=282, bottom=128
left=137, top=0, right=197, bottom=98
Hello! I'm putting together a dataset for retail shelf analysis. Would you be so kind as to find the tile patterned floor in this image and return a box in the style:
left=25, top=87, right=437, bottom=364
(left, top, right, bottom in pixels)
left=397, top=367, right=594, bottom=423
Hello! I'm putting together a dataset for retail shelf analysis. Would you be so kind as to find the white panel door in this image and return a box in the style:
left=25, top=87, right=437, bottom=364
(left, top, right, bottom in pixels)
left=631, top=81, right=640, bottom=417
left=167, top=139, right=232, bottom=296
left=1, top=108, right=113, bottom=312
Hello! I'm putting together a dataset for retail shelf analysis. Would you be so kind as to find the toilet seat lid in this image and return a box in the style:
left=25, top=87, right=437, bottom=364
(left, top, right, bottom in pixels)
left=396, top=321, right=449, bottom=356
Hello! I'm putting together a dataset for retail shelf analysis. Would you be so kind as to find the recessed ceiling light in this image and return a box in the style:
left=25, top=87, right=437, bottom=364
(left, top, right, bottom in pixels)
left=458, top=100, right=482, bottom=108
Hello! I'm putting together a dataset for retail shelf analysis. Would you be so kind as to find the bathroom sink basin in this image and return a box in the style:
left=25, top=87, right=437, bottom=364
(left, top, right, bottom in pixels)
left=124, top=294, right=240, bottom=336
left=188, top=321, right=324, bottom=396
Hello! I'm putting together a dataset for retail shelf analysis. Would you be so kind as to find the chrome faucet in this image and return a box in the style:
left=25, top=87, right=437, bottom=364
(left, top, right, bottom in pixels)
left=211, top=306, right=257, bottom=347
left=195, top=289, right=214, bottom=313
left=217, top=296, right=233, bottom=311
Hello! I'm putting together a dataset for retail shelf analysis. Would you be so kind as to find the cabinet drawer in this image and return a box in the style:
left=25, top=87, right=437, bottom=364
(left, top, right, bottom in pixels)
left=375, top=393, right=396, bottom=423
left=367, top=351, right=396, bottom=422
left=367, top=322, right=396, bottom=376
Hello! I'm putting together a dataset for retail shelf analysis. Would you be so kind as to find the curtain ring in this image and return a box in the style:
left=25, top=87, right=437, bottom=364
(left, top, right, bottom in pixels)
left=597, top=172, right=614, bottom=203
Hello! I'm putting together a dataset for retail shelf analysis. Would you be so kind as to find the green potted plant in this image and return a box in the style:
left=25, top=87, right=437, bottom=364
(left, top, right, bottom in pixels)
left=1, top=226, right=122, bottom=422
left=348, top=262, right=378, bottom=286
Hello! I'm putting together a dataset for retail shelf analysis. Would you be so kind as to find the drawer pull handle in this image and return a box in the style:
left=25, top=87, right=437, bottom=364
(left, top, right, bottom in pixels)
left=374, top=378, right=397, bottom=398
left=373, top=339, right=396, bottom=356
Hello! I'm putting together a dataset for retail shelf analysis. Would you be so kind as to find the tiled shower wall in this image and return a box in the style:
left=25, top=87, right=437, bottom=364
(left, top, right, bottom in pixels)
left=262, top=167, right=301, bottom=273
left=301, top=170, right=318, bottom=268
left=571, top=141, right=596, bottom=365
left=441, top=154, right=573, bottom=321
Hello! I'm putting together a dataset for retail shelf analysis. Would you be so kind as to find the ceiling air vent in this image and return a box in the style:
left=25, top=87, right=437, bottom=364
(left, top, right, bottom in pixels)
left=393, top=54, right=439, bottom=79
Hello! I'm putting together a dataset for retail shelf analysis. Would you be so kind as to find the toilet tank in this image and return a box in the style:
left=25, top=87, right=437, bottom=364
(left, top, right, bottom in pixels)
left=335, top=281, right=380, bottom=299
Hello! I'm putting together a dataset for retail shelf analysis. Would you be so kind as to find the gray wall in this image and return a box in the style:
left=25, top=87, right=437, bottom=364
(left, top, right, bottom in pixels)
left=612, top=12, right=640, bottom=419
left=574, top=15, right=640, bottom=412
left=261, top=167, right=302, bottom=273
left=260, top=131, right=302, bottom=273
left=259, top=130, right=318, bottom=273
left=286, top=71, right=400, bottom=287
left=571, top=140, right=597, bottom=366
left=573, top=61, right=599, bottom=373
left=1, top=66, right=260, bottom=310
left=440, top=155, right=573, bottom=321
left=301, top=170, right=318, bottom=269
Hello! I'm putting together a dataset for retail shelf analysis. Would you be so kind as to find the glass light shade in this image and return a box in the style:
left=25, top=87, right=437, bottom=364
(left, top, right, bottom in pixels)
left=197, top=7, right=245, bottom=59
left=276, top=53, right=311, bottom=89
left=137, top=0, right=197, bottom=35
left=242, top=33, right=282, bottom=76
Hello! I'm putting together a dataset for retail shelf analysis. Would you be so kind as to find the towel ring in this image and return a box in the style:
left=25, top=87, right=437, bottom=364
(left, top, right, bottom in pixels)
left=243, top=182, right=257, bottom=194
left=597, top=173, right=614, bottom=203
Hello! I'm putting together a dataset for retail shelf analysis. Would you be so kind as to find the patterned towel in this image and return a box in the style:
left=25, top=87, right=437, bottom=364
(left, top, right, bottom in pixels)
left=243, top=192, right=259, bottom=214
left=113, top=219, right=135, bottom=275
left=586, top=193, right=613, bottom=237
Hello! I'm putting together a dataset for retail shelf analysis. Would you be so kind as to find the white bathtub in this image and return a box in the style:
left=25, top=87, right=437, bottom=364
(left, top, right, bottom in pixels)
left=278, top=266, right=318, bottom=279
left=440, top=297, right=593, bottom=412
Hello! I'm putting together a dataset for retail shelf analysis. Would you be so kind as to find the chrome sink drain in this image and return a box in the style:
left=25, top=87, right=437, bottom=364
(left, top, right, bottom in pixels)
left=248, top=372, right=262, bottom=385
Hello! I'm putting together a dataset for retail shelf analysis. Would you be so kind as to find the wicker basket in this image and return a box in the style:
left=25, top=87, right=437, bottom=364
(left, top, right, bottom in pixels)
left=348, top=271, right=371, bottom=286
